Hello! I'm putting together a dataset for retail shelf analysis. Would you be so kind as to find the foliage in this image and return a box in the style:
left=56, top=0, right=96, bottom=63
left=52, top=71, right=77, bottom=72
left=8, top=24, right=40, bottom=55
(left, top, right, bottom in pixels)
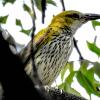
left=34, top=0, right=56, bottom=11
left=87, top=41, right=100, bottom=57
left=0, top=0, right=56, bottom=35
left=15, top=19, right=32, bottom=35
left=0, top=15, right=8, bottom=24
left=92, top=20, right=100, bottom=30
left=2, top=0, right=16, bottom=5
left=0, top=0, right=100, bottom=99
left=59, top=60, right=100, bottom=99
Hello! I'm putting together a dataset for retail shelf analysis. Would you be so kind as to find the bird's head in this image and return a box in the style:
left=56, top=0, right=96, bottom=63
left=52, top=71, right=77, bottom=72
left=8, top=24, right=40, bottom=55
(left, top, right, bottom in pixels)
left=50, top=10, right=100, bottom=34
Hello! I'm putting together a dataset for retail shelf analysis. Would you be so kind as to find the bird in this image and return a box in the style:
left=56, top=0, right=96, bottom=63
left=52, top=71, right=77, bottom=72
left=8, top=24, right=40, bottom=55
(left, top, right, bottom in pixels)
left=19, top=10, right=100, bottom=85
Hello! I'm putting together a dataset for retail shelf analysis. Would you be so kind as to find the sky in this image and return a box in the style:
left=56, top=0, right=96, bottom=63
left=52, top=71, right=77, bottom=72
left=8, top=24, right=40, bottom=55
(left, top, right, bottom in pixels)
left=0, top=0, right=100, bottom=99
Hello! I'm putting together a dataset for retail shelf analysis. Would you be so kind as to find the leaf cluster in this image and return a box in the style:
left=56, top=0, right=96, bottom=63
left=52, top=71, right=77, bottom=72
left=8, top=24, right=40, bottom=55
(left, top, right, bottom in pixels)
left=59, top=60, right=100, bottom=99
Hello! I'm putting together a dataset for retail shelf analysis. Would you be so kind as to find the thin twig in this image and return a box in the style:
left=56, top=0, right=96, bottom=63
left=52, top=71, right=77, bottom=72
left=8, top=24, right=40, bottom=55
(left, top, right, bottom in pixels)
left=31, top=0, right=43, bottom=86
left=30, top=0, right=43, bottom=88
left=41, top=0, right=46, bottom=23
left=30, top=1, right=52, bottom=100
left=73, top=38, right=84, bottom=60
left=94, top=35, right=97, bottom=44
left=31, top=0, right=36, bottom=37
left=60, top=0, right=65, bottom=11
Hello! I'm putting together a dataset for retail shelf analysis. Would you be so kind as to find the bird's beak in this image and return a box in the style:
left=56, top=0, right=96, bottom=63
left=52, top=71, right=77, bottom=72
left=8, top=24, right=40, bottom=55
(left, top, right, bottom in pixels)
left=83, top=13, right=100, bottom=21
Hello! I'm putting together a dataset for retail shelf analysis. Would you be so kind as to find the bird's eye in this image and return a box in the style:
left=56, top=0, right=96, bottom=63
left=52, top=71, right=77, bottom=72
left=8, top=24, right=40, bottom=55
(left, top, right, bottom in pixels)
left=66, top=13, right=80, bottom=19
left=72, top=13, right=80, bottom=18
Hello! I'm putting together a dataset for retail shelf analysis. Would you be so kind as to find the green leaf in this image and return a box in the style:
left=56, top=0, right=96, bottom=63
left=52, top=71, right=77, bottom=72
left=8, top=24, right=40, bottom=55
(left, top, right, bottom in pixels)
left=77, top=71, right=100, bottom=97
left=20, top=29, right=32, bottom=36
left=79, top=60, right=89, bottom=74
left=92, top=20, right=100, bottom=30
left=79, top=60, right=95, bottom=83
left=23, top=4, right=33, bottom=17
left=94, top=62, right=100, bottom=78
left=59, top=72, right=75, bottom=91
left=34, top=0, right=41, bottom=11
left=87, top=41, right=100, bottom=57
left=34, top=0, right=56, bottom=11
left=2, top=0, right=15, bottom=6
left=23, top=4, right=31, bottom=13
left=61, top=62, right=73, bottom=81
left=16, top=19, right=32, bottom=35
left=47, top=0, right=56, bottom=6
left=60, top=64, right=68, bottom=81
left=65, top=72, right=75, bottom=87
left=59, top=60, right=100, bottom=98
left=59, top=82, right=81, bottom=97
left=63, top=72, right=75, bottom=91
left=63, top=71, right=81, bottom=96
left=16, top=19, right=22, bottom=28
left=68, top=62, right=74, bottom=72
left=58, top=83, right=64, bottom=89
left=77, top=71, right=92, bottom=96
left=79, top=60, right=100, bottom=91
left=86, top=68, right=94, bottom=83
left=68, top=88, right=81, bottom=97
left=0, top=15, right=8, bottom=24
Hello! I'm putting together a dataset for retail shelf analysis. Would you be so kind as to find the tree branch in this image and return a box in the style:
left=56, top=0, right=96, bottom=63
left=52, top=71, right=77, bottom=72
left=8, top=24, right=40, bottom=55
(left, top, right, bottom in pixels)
left=31, top=0, right=44, bottom=88
left=73, top=38, right=84, bottom=60
left=0, top=27, right=36, bottom=100
left=48, top=88, right=87, bottom=100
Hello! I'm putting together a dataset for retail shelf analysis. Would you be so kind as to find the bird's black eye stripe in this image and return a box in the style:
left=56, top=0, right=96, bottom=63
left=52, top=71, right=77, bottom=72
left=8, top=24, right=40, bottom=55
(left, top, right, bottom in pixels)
left=72, top=13, right=80, bottom=18
left=66, top=13, right=80, bottom=18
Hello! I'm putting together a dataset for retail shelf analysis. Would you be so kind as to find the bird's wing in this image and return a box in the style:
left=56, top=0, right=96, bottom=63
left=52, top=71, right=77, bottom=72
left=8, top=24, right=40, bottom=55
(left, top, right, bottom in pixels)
left=18, top=28, right=49, bottom=63
left=34, top=28, right=47, bottom=49
left=19, top=27, right=59, bottom=64
left=34, top=26, right=60, bottom=53
left=34, top=27, right=54, bottom=53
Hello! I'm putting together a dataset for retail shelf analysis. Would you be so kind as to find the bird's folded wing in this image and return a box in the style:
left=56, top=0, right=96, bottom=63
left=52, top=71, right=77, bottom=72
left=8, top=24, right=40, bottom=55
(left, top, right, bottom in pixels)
left=18, top=28, right=48, bottom=64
